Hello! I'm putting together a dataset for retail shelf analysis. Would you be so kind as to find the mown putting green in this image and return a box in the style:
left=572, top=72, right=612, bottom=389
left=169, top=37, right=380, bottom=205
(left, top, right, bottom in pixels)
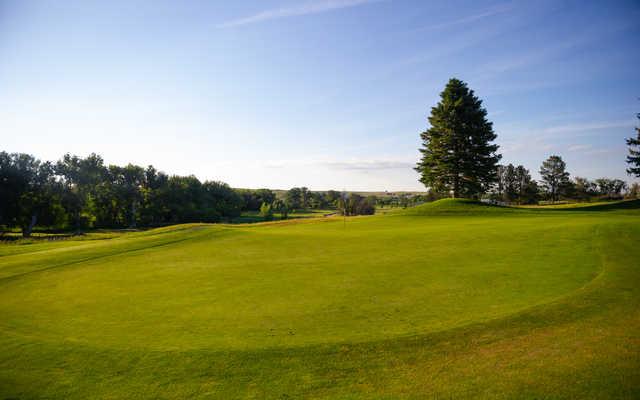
left=1, top=199, right=639, bottom=398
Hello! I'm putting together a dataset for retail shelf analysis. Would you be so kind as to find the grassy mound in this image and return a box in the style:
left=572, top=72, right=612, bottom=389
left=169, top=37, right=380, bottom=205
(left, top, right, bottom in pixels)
left=406, top=198, right=640, bottom=216
left=404, top=198, right=517, bottom=215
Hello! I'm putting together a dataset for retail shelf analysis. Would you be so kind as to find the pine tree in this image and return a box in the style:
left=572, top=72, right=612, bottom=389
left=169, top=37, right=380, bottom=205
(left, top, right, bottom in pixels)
left=539, top=155, right=570, bottom=202
left=626, top=112, right=640, bottom=177
left=415, top=78, right=501, bottom=198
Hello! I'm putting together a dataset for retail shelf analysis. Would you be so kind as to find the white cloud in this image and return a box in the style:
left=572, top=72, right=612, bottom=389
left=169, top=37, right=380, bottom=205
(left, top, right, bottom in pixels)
left=568, top=144, right=593, bottom=152
left=584, top=148, right=616, bottom=156
left=218, top=0, right=383, bottom=28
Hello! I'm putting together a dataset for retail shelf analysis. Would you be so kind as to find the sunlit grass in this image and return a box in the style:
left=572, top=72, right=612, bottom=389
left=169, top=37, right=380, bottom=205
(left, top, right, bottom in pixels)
left=0, top=199, right=638, bottom=398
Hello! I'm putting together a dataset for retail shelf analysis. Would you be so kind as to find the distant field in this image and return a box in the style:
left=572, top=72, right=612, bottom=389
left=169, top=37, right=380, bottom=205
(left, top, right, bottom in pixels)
left=1, top=199, right=639, bottom=398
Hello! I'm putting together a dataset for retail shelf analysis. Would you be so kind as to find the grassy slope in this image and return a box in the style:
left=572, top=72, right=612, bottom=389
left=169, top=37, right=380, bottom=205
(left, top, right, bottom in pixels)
left=0, top=200, right=638, bottom=398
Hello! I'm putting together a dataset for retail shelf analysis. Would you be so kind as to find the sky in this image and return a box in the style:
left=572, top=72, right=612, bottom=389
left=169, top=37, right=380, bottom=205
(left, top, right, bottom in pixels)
left=1, top=0, right=639, bottom=191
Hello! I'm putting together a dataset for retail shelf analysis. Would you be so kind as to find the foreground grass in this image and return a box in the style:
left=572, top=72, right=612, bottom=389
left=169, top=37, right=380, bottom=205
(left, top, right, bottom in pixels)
left=0, top=200, right=638, bottom=398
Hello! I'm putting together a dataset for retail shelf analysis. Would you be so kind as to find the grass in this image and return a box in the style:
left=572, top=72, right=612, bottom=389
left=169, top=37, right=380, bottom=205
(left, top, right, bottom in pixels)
left=0, top=199, right=639, bottom=398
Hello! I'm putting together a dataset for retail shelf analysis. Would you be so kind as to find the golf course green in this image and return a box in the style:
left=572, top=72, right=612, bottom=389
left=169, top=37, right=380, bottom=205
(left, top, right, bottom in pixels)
left=1, top=199, right=639, bottom=398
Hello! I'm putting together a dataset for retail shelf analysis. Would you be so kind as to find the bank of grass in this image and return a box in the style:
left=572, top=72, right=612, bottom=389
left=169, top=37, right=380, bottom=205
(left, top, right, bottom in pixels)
left=0, top=199, right=638, bottom=398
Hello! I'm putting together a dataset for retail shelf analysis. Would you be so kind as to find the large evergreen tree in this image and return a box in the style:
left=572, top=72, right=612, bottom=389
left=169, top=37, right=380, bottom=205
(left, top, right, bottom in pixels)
left=626, top=112, right=640, bottom=177
left=415, top=78, right=501, bottom=198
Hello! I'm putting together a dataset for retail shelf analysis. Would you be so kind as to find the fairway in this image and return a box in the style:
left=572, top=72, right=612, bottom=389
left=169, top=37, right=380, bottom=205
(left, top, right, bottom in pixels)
left=1, top=200, right=639, bottom=398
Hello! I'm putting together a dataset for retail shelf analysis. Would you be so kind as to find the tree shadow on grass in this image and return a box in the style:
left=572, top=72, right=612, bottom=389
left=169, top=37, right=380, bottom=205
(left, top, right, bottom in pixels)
left=555, top=199, right=640, bottom=212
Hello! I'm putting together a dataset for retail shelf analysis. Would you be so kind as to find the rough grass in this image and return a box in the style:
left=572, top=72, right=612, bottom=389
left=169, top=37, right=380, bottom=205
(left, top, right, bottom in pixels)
left=0, top=200, right=638, bottom=398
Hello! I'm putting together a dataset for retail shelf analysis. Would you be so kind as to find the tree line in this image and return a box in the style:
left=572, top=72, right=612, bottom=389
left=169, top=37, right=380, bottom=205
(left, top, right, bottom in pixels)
left=253, top=188, right=376, bottom=219
left=491, top=158, right=632, bottom=204
left=416, top=78, right=640, bottom=202
left=0, top=152, right=246, bottom=237
left=0, top=153, right=380, bottom=237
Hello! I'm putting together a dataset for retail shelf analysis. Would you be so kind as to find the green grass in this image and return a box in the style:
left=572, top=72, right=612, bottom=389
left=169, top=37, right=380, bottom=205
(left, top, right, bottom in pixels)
left=1, top=199, right=639, bottom=398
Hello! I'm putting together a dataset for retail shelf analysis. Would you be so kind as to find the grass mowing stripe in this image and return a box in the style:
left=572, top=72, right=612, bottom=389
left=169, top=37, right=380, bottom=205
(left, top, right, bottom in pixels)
left=0, top=226, right=235, bottom=281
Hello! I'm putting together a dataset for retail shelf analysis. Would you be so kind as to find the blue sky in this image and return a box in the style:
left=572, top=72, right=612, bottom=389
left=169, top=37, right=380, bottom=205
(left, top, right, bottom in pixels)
left=1, top=0, right=639, bottom=191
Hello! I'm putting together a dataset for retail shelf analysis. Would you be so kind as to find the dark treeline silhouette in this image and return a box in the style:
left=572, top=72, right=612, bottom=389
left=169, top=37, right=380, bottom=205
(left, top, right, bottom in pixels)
left=338, top=194, right=376, bottom=216
left=237, top=188, right=347, bottom=216
left=236, top=188, right=276, bottom=211
left=284, top=187, right=341, bottom=210
left=0, top=152, right=380, bottom=237
left=0, top=152, right=243, bottom=237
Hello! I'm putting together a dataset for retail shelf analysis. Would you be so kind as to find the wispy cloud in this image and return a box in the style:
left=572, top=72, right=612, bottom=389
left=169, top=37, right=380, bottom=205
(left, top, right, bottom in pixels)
left=321, top=160, right=414, bottom=170
left=477, top=35, right=591, bottom=78
left=500, top=120, right=631, bottom=154
left=584, top=148, right=616, bottom=156
left=541, top=120, right=632, bottom=135
left=387, top=6, right=513, bottom=74
left=475, top=19, right=637, bottom=80
left=265, top=158, right=414, bottom=171
left=218, top=0, right=383, bottom=28
left=568, top=144, right=592, bottom=152
left=424, top=2, right=514, bottom=31
left=567, top=143, right=616, bottom=156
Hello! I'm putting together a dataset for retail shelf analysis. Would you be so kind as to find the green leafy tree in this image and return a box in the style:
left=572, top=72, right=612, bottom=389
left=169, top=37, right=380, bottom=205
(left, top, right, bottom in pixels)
left=522, top=180, right=540, bottom=205
left=259, top=202, right=273, bottom=221
left=4, top=151, right=246, bottom=232
left=120, top=164, right=146, bottom=227
left=494, top=164, right=537, bottom=204
left=236, top=189, right=275, bottom=211
left=0, top=152, right=21, bottom=229
left=514, top=165, right=538, bottom=204
left=573, top=177, right=596, bottom=202
left=273, top=199, right=289, bottom=220
left=539, top=155, right=570, bottom=202
left=0, top=152, right=64, bottom=237
left=300, top=187, right=310, bottom=208
left=139, top=166, right=169, bottom=226
left=627, top=182, right=640, bottom=199
left=497, top=164, right=518, bottom=202
left=339, top=194, right=376, bottom=216
left=286, top=187, right=303, bottom=209
left=201, top=181, right=243, bottom=221
left=325, top=190, right=341, bottom=207
left=626, top=112, right=640, bottom=177
left=594, top=178, right=627, bottom=199
left=416, top=78, right=501, bottom=198
left=55, top=153, right=107, bottom=230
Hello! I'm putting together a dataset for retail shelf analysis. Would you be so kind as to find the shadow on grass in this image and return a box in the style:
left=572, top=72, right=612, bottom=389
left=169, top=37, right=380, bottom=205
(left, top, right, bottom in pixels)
left=549, top=199, right=640, bottom=212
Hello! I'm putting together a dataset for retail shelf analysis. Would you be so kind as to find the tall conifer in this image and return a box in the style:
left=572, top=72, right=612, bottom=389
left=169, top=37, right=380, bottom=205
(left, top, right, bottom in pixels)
left=626, top=112, right=640, bottom=177
left=415, top=78, right=501, bottom=198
